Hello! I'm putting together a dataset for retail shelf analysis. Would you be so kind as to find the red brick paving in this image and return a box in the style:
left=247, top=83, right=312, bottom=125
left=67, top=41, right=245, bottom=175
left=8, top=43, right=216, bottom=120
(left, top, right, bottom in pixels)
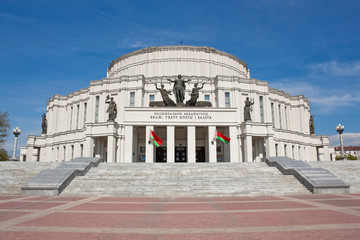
left=313, top=199, right=360, bottom=207
left=0, top=194, right=360, bottom=239
left=0, top=201, right=66, bottom=210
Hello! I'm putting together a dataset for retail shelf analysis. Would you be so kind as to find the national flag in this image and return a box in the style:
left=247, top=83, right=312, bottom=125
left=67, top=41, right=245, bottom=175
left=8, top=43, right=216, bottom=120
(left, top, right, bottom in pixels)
left=216, top=131, right=230, bottom=144
left=150, top=130, right=163, bottom=147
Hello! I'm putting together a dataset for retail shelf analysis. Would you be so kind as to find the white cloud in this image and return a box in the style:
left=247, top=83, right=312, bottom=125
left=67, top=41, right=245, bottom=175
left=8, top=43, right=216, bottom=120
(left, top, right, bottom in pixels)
left=270, top=79, right=319, bottom=97
left=270, top=66, right=360, bottom=114
left=329, top=132, right=360, bottom=146
left=116, top=28, right=213, bottom=49
left=310, top=60, right=360, bottom=76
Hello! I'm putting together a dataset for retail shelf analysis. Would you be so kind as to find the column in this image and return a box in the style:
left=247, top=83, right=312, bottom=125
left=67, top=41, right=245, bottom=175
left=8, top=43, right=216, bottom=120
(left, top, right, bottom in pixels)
left=244, top=135, right=253, bottom=162
left=116, top=138, right=122, bottom=163
left=107, top=135, right=116, bottom=163
left=26, top=146, right=34, bottom=162
left=323, top=145, right=330, bottom=161
left=145, top=125, right=154, bottom=163
left=229, top=126, right=239, bottom=162
left=124, top=125, right=133, bottom=163
left=45, top=146, right=52, bottom=162
left=293, top=144, right=299, bottom=160
left=187, top=126, right=196, bottom=163
left=208, top=126, right=217, bottom=163
left=167, top=126, right=175, bottom=163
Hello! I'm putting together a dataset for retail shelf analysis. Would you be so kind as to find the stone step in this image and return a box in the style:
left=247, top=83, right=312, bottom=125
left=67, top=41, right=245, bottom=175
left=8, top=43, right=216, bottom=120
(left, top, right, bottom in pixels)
left=0, top=162, right=60, bottom=195
left=62, top=162, right=311, bottom=197
left=308, top=161, right=360, bottom=193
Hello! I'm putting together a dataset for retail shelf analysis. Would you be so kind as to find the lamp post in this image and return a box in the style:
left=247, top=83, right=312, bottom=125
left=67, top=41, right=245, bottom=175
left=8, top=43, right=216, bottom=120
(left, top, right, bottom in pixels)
left=336, top=124, right=345, bottom=160
left=12, top=127, right=21, bottom=160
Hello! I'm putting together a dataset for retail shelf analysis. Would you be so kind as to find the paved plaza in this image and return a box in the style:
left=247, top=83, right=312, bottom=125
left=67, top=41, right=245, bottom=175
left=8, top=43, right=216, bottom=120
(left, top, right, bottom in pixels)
left=0, top=193, right=360, bottom=239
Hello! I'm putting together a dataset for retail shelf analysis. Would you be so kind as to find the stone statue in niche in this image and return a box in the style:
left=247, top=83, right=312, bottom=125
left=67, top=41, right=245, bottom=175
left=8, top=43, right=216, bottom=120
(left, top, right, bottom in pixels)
left=244, top=97, right=254, bottom=121
left=105, top=95, right=117, bottom=121
left=309, top=115, right=315, bottom=134
left=167, top=74, right=191, bottom=105
left=41, top=113, right=47, bottom=134
left=155, top=83, right=176, bottom=106
left=186, top=82, right=205, bottom=106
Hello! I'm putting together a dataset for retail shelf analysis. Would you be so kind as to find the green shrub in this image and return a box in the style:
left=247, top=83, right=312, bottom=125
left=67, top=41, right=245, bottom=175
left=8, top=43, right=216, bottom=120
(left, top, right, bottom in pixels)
left=335, top=154, right=358, bottom=160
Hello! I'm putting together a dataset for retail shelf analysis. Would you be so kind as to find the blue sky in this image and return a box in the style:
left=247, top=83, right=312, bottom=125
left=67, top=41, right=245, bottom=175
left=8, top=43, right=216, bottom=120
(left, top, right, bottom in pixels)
left=1, top=0, right=360, bottom=156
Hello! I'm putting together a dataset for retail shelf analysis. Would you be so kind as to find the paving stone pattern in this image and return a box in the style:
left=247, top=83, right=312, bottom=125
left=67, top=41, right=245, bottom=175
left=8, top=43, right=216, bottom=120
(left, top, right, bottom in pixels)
left=0, top=194, right=360, bottom=239
left=62, top=162, right=311, bottom=197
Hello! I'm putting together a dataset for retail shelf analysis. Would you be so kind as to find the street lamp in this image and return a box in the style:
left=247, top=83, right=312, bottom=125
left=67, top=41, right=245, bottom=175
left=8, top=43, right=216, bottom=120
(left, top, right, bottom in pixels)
left=12, top=127, right=21, bottom=160
left=336, top=124, right=345, bottom=160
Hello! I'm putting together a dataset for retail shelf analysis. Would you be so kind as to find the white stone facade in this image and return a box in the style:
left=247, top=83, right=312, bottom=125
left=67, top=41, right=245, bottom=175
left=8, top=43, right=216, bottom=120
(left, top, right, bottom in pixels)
left=20, top=46, right=331, bottom=163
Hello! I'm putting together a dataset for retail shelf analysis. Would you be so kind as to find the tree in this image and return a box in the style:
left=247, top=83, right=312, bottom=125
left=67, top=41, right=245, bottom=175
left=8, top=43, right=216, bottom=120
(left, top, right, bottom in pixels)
left=0, top=148, right=9, bottom=161
left=0, top=110, right=10, bottom=147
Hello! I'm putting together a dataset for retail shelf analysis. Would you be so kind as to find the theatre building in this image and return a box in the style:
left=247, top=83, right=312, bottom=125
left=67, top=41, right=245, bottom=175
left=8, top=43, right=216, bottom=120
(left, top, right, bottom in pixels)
left=20, top=45, right=331, bottom=163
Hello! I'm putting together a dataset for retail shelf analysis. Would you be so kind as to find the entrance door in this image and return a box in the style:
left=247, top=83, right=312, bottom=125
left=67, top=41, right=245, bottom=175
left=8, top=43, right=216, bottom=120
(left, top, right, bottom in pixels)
left=175, top=147, right=187, bottom=163
left=156, top=147, right=167, bottom=163
left=196, top=147, right=205, bottom=162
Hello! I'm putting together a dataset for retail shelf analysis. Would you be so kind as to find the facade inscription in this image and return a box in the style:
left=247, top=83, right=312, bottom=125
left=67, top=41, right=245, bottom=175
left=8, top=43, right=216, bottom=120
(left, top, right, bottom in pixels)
left=150, top=112, right=212, bottom=120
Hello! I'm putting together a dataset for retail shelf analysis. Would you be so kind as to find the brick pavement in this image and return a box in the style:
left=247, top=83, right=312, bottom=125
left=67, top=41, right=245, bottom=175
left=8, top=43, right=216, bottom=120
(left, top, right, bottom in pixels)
left=0, top=194, right=360, bottom=239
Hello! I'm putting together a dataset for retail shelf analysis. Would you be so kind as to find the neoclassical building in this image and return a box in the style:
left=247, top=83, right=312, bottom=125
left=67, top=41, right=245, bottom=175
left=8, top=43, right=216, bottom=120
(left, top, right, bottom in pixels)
left=20, top=45, right=331, bottom=163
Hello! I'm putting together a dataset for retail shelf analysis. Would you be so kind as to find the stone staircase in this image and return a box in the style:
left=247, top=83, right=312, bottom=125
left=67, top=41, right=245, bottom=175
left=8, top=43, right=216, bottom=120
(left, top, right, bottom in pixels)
left=62, top=162, right=311, bottom=197
left=308, top=161, right=360, bottom=193
left=0, top=162, right=59, bottom=195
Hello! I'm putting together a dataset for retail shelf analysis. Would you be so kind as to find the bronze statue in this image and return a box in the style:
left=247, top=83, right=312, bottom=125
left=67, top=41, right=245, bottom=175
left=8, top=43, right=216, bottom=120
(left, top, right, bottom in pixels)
left=155, top=83, right=176, bottom=106
left=309, top=115, right=315, bottom=134
left=41, top=113, right=47, bottom=134
left=244, top=97, right=254, bottom=121
left=186, top=82, right=205, bottom=106
left=167, top=74, right=191, bottom=104
left=105, top=95, right=117, bottom=121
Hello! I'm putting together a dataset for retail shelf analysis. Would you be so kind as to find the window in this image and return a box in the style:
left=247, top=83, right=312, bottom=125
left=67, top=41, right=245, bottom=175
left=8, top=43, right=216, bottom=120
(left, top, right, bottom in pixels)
left=275, top=144, right=278, bottom=156
left=139, top=146, right=145, bottom=162
left=225, top=92, right=230, bottom=108
left=80, top=144, right=84, bottom=157
left=149, top=94, right=154, bottom=102
left=204, top=95, right=210, bottom=102
left=76, top=104, right=80, bottom=129
left=217, top=146, right=223, bottom=162
left=83, top=103, right=87, bottom=128
left=130, top=92, right=135, bottom=107
left=271, top=102, right=275, bottom=125
left=284, top=144, right=287, bottom=157
left=71, top=145, right=74, bottom=160
left=95, top=96, right=99, bottom=123
left=285, top=106, right=288, bottom=130
left=259, top=96, right=264, bottom=123
left=70, top=106, right=73, bottom=130
left=278, top=104, right=282, bottom=129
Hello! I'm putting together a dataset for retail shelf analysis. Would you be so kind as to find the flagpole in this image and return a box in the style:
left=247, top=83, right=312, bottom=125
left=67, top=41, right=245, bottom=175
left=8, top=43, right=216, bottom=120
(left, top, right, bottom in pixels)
left=148, top=129, right=152, bottom=145
left=212, top=130, right=217, bottom=145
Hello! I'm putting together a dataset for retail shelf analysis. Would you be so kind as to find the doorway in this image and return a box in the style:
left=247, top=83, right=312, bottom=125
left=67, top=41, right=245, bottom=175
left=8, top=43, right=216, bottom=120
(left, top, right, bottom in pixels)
left=156, top=147, right=167, bottom=163
left=175, top=147, right=187, bottom=162
left=196, top=147, right=205, bottom=162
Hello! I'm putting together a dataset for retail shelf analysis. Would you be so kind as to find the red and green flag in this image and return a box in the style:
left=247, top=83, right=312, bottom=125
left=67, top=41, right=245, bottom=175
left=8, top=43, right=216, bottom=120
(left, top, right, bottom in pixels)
left=150, top=130, right=163, bottom=147
left=216, top=131, right=230, bottom=144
